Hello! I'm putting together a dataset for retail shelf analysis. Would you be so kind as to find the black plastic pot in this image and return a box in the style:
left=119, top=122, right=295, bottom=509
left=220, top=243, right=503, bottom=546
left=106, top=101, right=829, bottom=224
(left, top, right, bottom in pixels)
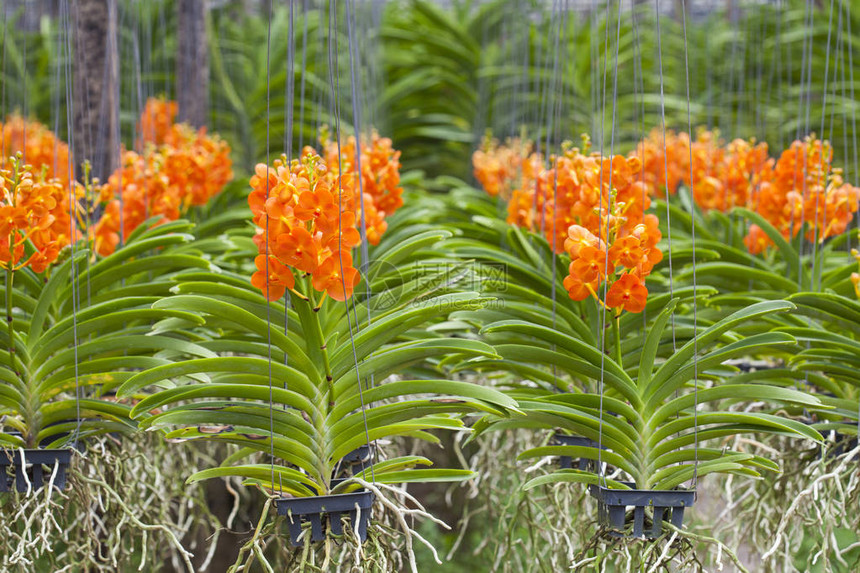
left=552, top=432, right=602, bottom=471
left=588, top=483, right=695, bottom=538
left=333, top=444, right=373, bottom=478
left=276, top=489, right=375, bottom=546
left=827, top=432, right=859, bottom=460
left=0, top=449, right=72, bottom=493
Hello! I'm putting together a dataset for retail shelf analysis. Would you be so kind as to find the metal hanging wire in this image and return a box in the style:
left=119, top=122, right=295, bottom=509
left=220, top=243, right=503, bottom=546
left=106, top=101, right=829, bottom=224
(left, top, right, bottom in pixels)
left=344, top=0, right=381, bottom=477
left=328, top=0, right=376, bottom=486
left=596, top=0, right=622, bottom=489
left=655, top=0, right=676, bottom=352
left=263, top=0, right=278, bottom=496
left=680, top=0, right=700, bottom=494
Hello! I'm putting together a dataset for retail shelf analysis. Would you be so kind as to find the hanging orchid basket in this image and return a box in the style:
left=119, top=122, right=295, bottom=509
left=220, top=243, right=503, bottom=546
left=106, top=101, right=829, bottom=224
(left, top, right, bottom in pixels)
left=552, top=432, right=602, bottom=471
left=588, top=483, right=695, bottom=538
left=0, top=449, right=72, bottom=493
left=276, top=489, right=375, bottom=546
left=822, top=431, right=859, bottom=461
left=333, top=444, right=374, bottom=478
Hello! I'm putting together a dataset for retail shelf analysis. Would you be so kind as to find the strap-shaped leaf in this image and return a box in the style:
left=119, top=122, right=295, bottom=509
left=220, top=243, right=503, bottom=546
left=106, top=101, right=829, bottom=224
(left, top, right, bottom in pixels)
left=647, top=332, right=797, bottom=411
left=187, top=464, right=320, bottom=496
left=651, top=455, right=760, bottom=490
left=34, top=335, right=216, bottom=382
left=518, top=445, right=637, bottom=477
left=331, top=338, right=498, bottom=396
left=328, top=400, right=505, bottom=451
left=733, top=207, right=802, bottom=280
left=649, top=409, right=824, bottom=451
left=779, top=326, right=860, bottom=353
left=788, top=292, right=860, bottom=336
left=333, top=469, right=475, bottom=494
left=163, top=427, right=318, bottom=476
left=638, top=299, right=678, bottom=389
left=651, top=423, right=822, bottom=460
left=652, top=448, right=779, bottom=474
left=522, top=469, right=629, bottom=491
left=27, top=251, right=86, bottom=342
left=329, top=379, right=518, bottom=422
left=483, top=320, right=639, bottom=403
left=647, top=300, right=794, bottom=401
left=538, top=393, right=642, bottom=431
left=153, top=295, right=316, bottom=379
left=31, top=308, right=203, bottom=364
left=120, top=358, right=318, bottom=406
left=329, top=292, right=492, bottom=372
left=495, top=343, right=639, bottom=405
left=512, top=401, right=639, bottom=454
left=328, top=417, right=465, bottom=465
left=675, top=262, right=798, bottom=293
left=140, top=404, right=315, bottom=446
left=367, top=229, right=453, bottom=279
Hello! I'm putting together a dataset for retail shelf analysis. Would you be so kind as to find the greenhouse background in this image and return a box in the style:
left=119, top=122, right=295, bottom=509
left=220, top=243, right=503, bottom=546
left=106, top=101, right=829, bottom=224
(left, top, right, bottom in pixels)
left=0, top=0, right=858, bottom=571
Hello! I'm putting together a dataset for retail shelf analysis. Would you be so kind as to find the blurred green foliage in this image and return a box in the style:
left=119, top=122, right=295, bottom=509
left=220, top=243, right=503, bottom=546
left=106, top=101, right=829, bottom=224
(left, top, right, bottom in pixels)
left=1, top=0, right=857, bottom=179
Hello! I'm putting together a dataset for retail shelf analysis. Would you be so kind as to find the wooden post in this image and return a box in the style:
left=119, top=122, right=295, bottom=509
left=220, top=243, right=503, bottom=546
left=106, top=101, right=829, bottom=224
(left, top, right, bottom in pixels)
left=177, top=0, right=209, bottom=128
left=72, top=0, right=119, bottom=182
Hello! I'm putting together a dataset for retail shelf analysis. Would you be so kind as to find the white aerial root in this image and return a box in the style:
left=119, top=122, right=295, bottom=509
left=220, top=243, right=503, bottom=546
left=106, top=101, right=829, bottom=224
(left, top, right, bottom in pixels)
left=761, top=443, right=860, bottom=562
left=72, top=471, right=195, bottom=572
left=352, top=478, right=450, bottom=573
left=0, top=435, right=229, bottom=572
left=226, top=476, right=448, bottom=573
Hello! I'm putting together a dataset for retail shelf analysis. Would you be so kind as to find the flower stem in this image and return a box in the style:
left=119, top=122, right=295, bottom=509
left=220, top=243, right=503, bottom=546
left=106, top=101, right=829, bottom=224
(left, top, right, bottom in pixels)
left=613, top=315, right=622, bottom=367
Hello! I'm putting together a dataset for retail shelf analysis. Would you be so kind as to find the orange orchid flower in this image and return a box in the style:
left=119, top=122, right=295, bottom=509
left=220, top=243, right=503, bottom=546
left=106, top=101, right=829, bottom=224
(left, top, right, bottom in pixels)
left=0, top=154, right=82, bottom=273
left=606, top=273, right=648, bottom=313
left=93, top=98, right=233, bottom=256
left=248, top=145, right=375, bottom=303
left=1, top=116, right=74, bottom=185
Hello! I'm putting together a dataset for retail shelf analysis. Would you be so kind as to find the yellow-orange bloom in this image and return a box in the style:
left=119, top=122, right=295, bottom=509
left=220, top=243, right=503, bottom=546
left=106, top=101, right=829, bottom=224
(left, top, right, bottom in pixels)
left=0, top=116, right=73, bottom=185
left=249, top=149, right=365, bottom=302
left=93, top=99, right=233, bottom=256
left=0, top=154, right=82, bottom=272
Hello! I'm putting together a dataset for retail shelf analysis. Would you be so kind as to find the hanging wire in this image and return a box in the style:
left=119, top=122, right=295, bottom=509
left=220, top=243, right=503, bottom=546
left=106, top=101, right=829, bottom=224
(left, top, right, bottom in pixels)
left=846, top=1, right=860, bottom=234
left=632, top=0, right=648, bottom=334
left=680, top=0, right=699, bottom=494
left=654, top=0, right=675, bottom=351
left=596, top=0, right=621, bottom=489
left=793, top=0, right=812, bottom=288
left=1, top=3, right=6, bottom=143
left=535, top=0, right=560, bottom=234
left=285, top=0, right=296, bottom=159
left=21, top=5, right=28, bottom=161
left=328, top=0, right=375, bottom=485
left=546, top=0, right=566, bottom=394
left=836, top=0, right=849, bottom=205
left=60, top=0, right=83, bottom=448
left=812, top=0, right=836, bottom=292
left=284, top=0, right=296, bottom=390
left=550, top=0, right=568, bottom=335
left=345, top=0, right=379, bottom=472
left=298, top=0, right=309, bottom=151
left=262, top=0, right=278, bottom=495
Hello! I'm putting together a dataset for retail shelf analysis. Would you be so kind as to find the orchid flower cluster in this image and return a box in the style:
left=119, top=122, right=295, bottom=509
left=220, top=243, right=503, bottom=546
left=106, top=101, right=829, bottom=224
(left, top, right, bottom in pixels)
left=478, top=129, right=860, bottom=259
left=1, top=115, right=73, bottom=186
left=93, top=98, right=233, bottom=255
left=322, top=131, right=404, bottom=245
left=562, top=205, right=662, bottom=314
left=637, top=129, right=860, bottom=254
left=0, top=153, right=82, bottom=273
left=472, top=135, right=540, bottom=200
left=473, top=137, right=662, bottom=314
left=249, top=133, right=403, bottom=303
